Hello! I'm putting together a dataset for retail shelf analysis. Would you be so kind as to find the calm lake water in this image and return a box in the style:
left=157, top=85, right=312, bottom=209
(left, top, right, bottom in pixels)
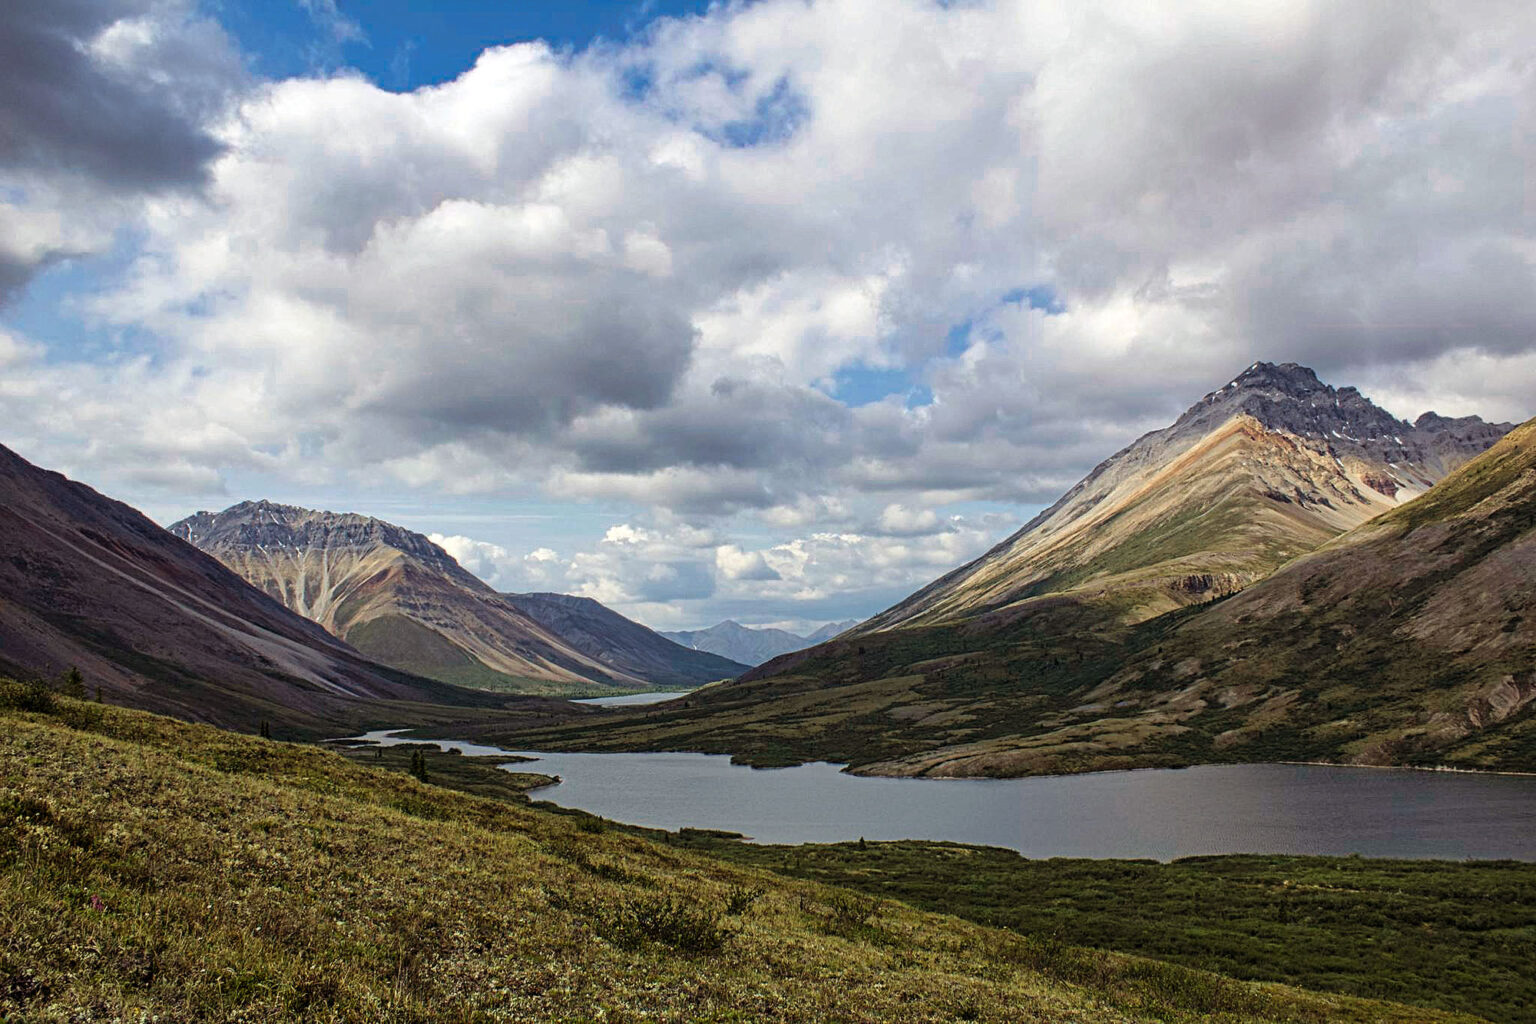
left=352, top=730, right=1536, bottom=861
left=572, top=691, right=691, bottom=708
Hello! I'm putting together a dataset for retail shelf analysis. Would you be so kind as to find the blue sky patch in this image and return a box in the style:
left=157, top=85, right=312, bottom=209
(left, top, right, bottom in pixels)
left=719, top=76, right=810, bottom=148
left=211, top=0, right=714, bottom=89
left=830, top=365, right=935, bottom=409
left=1001, top=284, right=1065, bottom=315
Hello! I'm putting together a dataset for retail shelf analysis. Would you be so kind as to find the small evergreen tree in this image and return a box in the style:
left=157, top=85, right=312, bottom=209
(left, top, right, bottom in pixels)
left=410, top=750, right=429, bottom=783
left=59, top=666, right=85, bottom=700
left=259, top=720, right=271, bottom=740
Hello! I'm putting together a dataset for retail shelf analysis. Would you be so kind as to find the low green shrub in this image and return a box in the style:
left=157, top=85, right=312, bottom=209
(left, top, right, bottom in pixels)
left=553, top=891, right=733, bottom=954
left=0, top=678, right=55, bottom=714
left=825, top=890, right=879, bottom=931
left=799, top=889, right=884, bottom=941
left=724, top=884, right=765, bottom=915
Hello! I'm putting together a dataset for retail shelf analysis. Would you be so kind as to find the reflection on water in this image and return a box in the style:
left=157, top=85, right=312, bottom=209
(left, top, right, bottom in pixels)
left=350, top=731, right=1536, bottom=861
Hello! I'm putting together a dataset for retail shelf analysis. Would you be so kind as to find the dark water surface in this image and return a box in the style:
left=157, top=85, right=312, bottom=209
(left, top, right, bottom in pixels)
left=353, top=731, right=1536, bottom=860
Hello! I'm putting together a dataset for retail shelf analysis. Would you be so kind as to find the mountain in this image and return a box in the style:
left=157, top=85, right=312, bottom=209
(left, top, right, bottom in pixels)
left=805, top=619, right=861, bottom=644
left=853, top=415, right=1536, bottom=777
left=861, top=362, right=1511, bottom=633
left=660, top=619, right=860, bottom=666
left=477, top=365, right=1527, bottom=775
left=0, top=444, right=499, bottom=735
left=503, top=593, right=748, bottom=685
left=1094, top=415, right=1536, bottom=771
left=171, top=501, right=729, bottom=694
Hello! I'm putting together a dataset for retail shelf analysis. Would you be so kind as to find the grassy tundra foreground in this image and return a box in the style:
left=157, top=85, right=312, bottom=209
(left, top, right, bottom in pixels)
left=684, top=838, right=1536, bottom=1024
left=0, top=686, right=1502, bottom=1023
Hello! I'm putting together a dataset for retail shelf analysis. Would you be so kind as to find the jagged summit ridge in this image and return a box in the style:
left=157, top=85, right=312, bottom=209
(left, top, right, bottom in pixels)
left=175, top=500, right=465, bottom=581
left=1177, top=361, right=1508, bottom=464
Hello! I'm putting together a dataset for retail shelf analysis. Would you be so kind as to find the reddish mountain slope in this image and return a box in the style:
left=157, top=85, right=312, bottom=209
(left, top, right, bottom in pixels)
left=0, top=444, right=500, bottom=735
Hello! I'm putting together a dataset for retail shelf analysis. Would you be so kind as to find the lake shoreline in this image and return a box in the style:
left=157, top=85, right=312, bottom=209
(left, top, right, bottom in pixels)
left=850, top=756, right=1536, bottom=781
left=342, top=730, right=1536, bottom=862
left=1277, top=759, right=1536, bottom=778
left=345, top=726, right=1536, bottom=781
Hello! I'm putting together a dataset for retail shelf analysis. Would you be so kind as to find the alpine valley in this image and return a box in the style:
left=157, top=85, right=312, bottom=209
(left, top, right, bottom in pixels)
left=4, top=363, right=1535, bottom=1024
left=472, top=363, right=1536, bottom=777
left=10, top=9, right=1536, bottom=1023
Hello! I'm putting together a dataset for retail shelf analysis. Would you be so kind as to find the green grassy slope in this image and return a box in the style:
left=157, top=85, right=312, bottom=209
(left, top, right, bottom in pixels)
left=0, top=689, right=1484, bottom=1024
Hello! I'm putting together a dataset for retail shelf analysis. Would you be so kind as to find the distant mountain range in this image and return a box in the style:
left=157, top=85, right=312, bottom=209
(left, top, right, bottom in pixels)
left=660, top=619, right=860, bottom=666
left=172, top=503, right=746, bottom=694
left=504, top=593, right=748, bottom=685
left=0, top=444, right=499, bottom=736
left=491, top=363, right=1534, bottom=777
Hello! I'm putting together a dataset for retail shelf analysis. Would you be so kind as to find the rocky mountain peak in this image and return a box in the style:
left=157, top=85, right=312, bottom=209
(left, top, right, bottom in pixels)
left=172, top=501, right=464, bottom=579
left=858, top=360, right=1516, bottom=635
left=227, top=498, right=306, bottom=516
left=1180, top=361, right=1399, bottom=440
left=169, top=502, right=746, bottom=689
left=1171, top=361, right=1510, bottom=466
left=1227, top=361, right=1326, bottom=395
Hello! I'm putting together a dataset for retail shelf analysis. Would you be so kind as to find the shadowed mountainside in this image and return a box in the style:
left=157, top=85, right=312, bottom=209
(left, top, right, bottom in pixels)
left=841, top=416, right=1536, bottom=778
left=0, top=444, right=504, bottom=736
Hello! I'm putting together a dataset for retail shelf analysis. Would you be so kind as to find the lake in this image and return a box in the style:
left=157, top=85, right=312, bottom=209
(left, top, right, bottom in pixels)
left=351, top=731, right=1536, bottom=861
left=572, top=691, right=691, bottom=708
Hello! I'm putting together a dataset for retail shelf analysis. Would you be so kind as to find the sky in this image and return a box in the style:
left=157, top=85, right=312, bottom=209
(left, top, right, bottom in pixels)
left=2, top=0, right=1535, bottom=632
